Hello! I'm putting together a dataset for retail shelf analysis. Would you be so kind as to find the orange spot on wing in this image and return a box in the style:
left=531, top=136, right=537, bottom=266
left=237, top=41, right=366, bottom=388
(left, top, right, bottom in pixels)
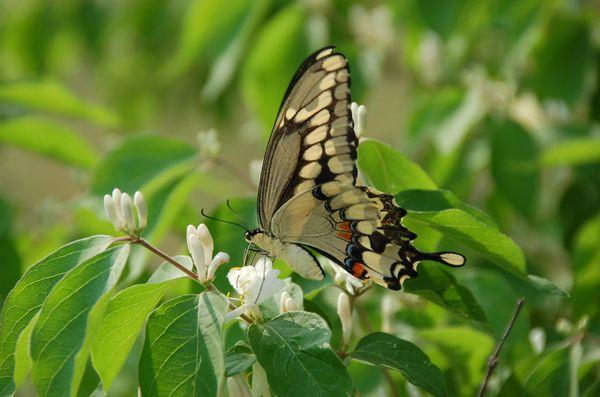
left=338, top=221, right=351, bottom=232
left=351, top=262, right=368, bottom=278
left=336, top=231, right=352, bottom=241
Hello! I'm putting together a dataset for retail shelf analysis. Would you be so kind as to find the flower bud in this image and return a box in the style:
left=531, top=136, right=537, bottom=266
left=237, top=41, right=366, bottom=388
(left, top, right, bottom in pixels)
left=111, top=188, right=124, bottom=222
left=103, top=194, right=123, bottom=231
left=133, top=191, right=148, bottom=230
left=337, top=292, right=352, bottom=346
left=528, top=327, right=546, bottom=354
left=351, top=102, right=367, bottom=138
left=120, top=193, right=136, bottom=232
left=197, top=128, right=220, bottom=159
left=249, top=159, right=263, bottom=187
left=227, top=374, right=250, bottom=397
left=207, top=252, right=230, bottom=279
left=196, top=224, right=213, bottom=266
left=187, top=227, right=206, bottom=276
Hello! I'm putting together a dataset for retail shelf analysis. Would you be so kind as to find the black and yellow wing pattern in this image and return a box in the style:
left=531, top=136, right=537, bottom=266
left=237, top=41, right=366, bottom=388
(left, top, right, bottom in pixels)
left=257, top=46, right=465, bottom=290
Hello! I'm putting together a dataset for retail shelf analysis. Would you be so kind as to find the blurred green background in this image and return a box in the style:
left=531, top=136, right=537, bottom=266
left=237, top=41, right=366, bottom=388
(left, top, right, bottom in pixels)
left=1, top=0, right=599, bottom=396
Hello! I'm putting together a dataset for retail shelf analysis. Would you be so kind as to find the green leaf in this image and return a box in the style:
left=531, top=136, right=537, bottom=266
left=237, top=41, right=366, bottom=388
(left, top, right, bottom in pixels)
left=91, top=134, right=197, bottom=196
left=403, top=264, right=487, bottom=323
left=419, top=326, right=495, bottom=395
left=248, top=311, right=352, bottom=397
left=0, top=116, right=99, bottom=169
left=91, top=283, right=170, bottom=391
left=0, top=80, right=118, bottom=127
left=358, top=139, right=437, bottom=194
left=351, top=332, right=447, bottom=397
left=242, top=4, right=308, bottom=130
left=0, top=235, right=112, bottom=396
left=13, top=313, right=37, bottom=388
left=225, top=342, right=256, bottom=376
left=541, top=137, right=600, bottom=167
left=525, top=15, right=594, bottom=105
left=165, top=0, right=254, bottom=78
left=139, top=292, right=228, bottom=397
left=512, top=344, right=571, bottom=396
left=30, top=245, right=129, bottom=397
left=408, top=208, right=526, bottom=274
left=396, top=189, right=496, bottom=228
left=490, top=120, right=539, bottom=218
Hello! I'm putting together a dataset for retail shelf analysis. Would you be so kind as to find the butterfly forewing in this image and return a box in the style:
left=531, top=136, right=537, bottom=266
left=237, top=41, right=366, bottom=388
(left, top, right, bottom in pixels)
left=257, top=47, right=357, bottom=231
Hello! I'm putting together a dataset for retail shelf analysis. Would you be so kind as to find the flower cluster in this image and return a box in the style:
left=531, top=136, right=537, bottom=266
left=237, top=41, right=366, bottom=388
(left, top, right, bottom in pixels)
left=186, top=224, right=230, bottom=282
left=226, top=257, right=285, bottom=321
left=103, top=188, right=147, bottom=236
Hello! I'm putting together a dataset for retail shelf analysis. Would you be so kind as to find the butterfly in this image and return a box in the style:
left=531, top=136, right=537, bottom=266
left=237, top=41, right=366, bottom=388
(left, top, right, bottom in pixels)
left=245, top=46, right=465, bottom=290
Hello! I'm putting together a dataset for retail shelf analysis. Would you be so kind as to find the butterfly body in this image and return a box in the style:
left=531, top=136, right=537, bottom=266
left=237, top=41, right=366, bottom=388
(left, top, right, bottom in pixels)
left=250, top=46, right=465, bottom=290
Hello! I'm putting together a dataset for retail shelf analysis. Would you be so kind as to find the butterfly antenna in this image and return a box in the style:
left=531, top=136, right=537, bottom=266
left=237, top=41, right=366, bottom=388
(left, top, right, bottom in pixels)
left=200, top=208, right=247, bottom=230
left=254, top=253, right=268, bottom=305
left=226, top=199, right=249, bottom=229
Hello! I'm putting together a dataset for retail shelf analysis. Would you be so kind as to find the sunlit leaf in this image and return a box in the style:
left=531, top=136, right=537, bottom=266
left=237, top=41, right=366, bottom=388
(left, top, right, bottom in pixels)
left=91, top=134, right=197, bottom=196
left=30, top=246, right=129, bottom=396
left=0, top=235, right=112, bottom=396
left=0, top=116, right=99, bottom=169
left=541, top=137, right=600, bottom=167
left=358, top=139, right=437, bottom=194
left=248, top=311, right=352, bottom=397
left=408, top=208, right=526, bottom=274
left=139, top=292, right=228, bottom=397
left=242, top=4, right=308, bottom=131
left=0, top=80, right=117, bottom=127
left=490, top=119, right=539, bottom=218
left=351, top=332, right=447, bottom=397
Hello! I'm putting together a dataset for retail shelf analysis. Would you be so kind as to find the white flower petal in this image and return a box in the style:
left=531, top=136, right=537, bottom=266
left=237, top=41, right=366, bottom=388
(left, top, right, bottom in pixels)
left=197, top=224, right=214, bottom=266
left=187, top=235, right=206, bottom=275
left=133, top=191, right=148, bottom=230
left=207, top=252, right=229, bottom=279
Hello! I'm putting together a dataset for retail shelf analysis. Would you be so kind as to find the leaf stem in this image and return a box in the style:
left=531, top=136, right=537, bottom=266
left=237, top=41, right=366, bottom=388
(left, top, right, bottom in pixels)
left=477, top=297, right=525, bottom=397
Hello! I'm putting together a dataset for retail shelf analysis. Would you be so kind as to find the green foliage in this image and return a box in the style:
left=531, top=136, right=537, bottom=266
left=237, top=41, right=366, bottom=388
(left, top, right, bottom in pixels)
left=138, top=292, right=228, bottom=397
left=351, top=332, right=447, bottom=397
left=0, top=0, right=599, bottom=395
left=248, top=312, right=352, bottom=397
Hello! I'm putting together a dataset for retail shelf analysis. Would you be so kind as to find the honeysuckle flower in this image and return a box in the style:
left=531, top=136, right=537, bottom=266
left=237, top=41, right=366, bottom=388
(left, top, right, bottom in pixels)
left=226, top=257, right=285, bottom=321
left=186, top=224, right=229, bottom=281
left=226, top=374, right=251, bottom=397
left=133, top=191, right=147, bottom=229
left=279, top=290, right=299, bottom=313
left=528, top=327, right=546, bottom=354
left=351, top=102, right=367, bottom=139
left=328, top=260, right=364, bottom=295
left=337, top=292, right=352, bottom=346
left=197, top=128, right=220, bottom=159
left=251, top=363, right=272, bottom=397
left=103, top=188, right=148, bottom=236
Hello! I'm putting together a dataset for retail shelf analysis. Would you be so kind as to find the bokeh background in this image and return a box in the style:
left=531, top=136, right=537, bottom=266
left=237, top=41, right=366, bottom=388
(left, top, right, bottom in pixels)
left=1, top=0, right=599, bottom=396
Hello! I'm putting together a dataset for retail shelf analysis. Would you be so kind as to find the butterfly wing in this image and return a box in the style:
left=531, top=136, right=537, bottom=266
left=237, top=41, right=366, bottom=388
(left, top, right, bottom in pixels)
left=271, top=181, right=466, bottom=290
left=257, top=46, right=357, bottom=232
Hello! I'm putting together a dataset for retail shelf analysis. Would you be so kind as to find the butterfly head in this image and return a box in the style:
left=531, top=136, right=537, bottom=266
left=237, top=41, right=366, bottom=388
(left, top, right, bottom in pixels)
left=244, top=228, right=264, bottom=243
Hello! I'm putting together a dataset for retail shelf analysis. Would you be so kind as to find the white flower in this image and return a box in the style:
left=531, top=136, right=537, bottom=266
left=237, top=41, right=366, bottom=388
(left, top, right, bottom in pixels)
left=351, top=102, right=367, bottom=138
left=197, top=128, right=220, bottom=159
left=528, top=327, right=546, bottom=354
left=226, top=257, right=285, bottom=321
left=328, top=260, right=364, bottom=295
left=279, top=291, right=299, bottom=313
left=226, top=374, right=251, bottom=397
left=186, top=224, right=229, bottom=281
left=103, top=188, right=148, bottom=236
left=337, top=292, right=352, bottom=346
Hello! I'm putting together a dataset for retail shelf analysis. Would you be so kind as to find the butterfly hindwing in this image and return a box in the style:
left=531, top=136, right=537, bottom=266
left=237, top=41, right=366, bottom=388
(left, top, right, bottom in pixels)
left=257, top=47, right=357, bottom=231
left=271, top=181, right=465, bottom=289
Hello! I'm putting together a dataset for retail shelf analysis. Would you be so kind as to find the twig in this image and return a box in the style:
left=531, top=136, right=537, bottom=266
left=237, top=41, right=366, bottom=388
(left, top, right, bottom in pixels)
left=477, top=298, right=525, bottom=397
left=118, top=236, right=255, bottom=324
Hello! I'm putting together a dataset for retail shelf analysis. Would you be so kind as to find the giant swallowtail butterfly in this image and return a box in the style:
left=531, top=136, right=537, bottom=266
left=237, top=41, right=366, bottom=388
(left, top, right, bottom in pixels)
left=245, top=46, right=465, bottom=290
